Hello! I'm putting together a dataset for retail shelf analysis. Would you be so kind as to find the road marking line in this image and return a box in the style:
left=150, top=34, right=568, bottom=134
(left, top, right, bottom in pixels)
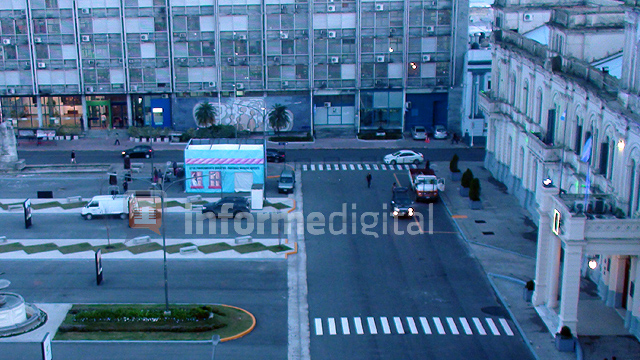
left=381, top=164, right=387, bottom=170
left=451, top=215, right=468, bottom=219
left=325, top=163, right=330, bottom=171
left=354, top=317, right=364, bottom=335
left=380, top=317, right=391, bottom=334
left=314, top=318, right=323, bottom=336
left=303, top=165, right=308, bottom=171
left=404, top=165, right=411, bottom=170
left=341, top=164, right=347, bottom=170
left=446, top=317, right=459, bottom=335
left=365, top=164, right=371, bottom=170
left=486, top=318, right=500, bottom=335
left=334, top=164, right=339, bottom=170
left=328, top=317, right=337, bottom=335
left=411, top=164, right=417, bottom=169
left=396, top=165, right=403, bottom=170
left=341, top=317, right=350, bottom=335
left=357, top=164, right=363, bottom=170
left=499, top=318, right=514, bottom=336
left=419, top=317, right=432, bottom=334
left=433, top=317, right=445, bottom=334
left=406, top=317, right=418, bottom=334
left=367, top=317, right=378, bottom=334
left=459, top=317, right=473, bottom=335
left=393, top=317, right=405, bottom=334
left=349, top=164, right=355, bottom=170
left=318, top=164, right=323, bottom=171
left=472, top=317, right=487, bottom=335
left=373, top=164, right=379, bottom=170
left=310, top=164, right=316, bottom=171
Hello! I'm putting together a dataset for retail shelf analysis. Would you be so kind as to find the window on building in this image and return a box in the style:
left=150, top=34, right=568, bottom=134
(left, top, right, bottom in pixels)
left=522, top=81, right=529, bottom=116
left=599, top=139, right=609, bottom=176
left=536, top=90, right=543, bottom=124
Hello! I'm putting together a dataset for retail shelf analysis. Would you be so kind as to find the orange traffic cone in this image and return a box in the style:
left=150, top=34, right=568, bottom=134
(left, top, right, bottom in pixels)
left=425, top=135, right=430, bottom=144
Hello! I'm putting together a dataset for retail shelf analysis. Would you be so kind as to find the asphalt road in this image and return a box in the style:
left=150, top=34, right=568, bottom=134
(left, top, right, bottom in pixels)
left=0, top=259, right=287, bottom=360
left=17, top=148, right=485, bottom=166
left=302, top=168, right=535, bottom=360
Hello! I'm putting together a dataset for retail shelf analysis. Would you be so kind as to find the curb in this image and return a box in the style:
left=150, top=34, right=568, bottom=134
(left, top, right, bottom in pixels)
left=220, top=304, right=256, bottom=342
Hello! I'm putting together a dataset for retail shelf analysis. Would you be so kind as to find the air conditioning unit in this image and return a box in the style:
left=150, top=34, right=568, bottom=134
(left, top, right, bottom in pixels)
left=7, top=88, right=15, bottom=95
left=81, top=8, right=91, bottom=14
left=37, top=62, right=46, bottom=69
left=237, top=34, right=247, bottom=40
left=81, top=35, right=91, bottom=42
left=87, top=60, right=95, bottom=65
left=328, top=31, right=337, bottom=38
left=328, top=5, right=336, bottom=12
left=207, top=82, right=216, bottom=88
left=426, top=26, right=435, bottom=32
left=422, top=54, right=431, bottom=62
left=523, top=13, right=533, bottom=22
left=227, top=57, right=234, bottom=64
left=324, top=102, right=331, bottom=107
left=280, top=32, right=289, bottom=39
left=140, top=34, right=149, bottom=41
left=34, top=37, right=42, bottom=43
left=405, top=101, right=412, bottom=109
left=375, top=4, right=384, bottom=11
left=179, top=33, right=187, bottom=38
left=330, top=56, right=340, bottom=64
left=273, top=56, right=280, bottom=62
left=177, top=58, right=186, bottom=63
left=236, top=83, right=244, bottom=90
left=197, top=57, right=204, bottom=63
left=431, top=0, right=437, bottom=5
left=376, top=55, right=386, bottom=63
left=281, top=5, right=287, bottom=13
left=2, top=39, right=10, bottom=45
left=282, top=81, right=289, bottom=87
left=131, top=85, right=138, bottom=91
left=86, top=86, right=94, bottom=93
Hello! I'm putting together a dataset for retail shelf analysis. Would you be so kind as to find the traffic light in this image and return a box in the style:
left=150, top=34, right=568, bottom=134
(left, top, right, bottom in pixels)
left=124, top=155, right=131, bottom=170
left=109, top=173, right=117, bottom=186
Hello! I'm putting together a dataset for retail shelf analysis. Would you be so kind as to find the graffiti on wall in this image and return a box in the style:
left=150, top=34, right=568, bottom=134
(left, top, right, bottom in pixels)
left=192, top=98, right=294, bottom=132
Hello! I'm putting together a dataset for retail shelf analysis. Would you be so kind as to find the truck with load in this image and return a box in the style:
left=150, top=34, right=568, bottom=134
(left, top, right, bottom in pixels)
left=81, top=194, right=131, bottom=220
left=408, top=168, right=445, bottom=201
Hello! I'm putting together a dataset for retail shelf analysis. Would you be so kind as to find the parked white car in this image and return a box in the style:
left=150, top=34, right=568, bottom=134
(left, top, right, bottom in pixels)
left=383, top=150, right=424, bottom=165
left=411, top=126, right=427, bottom=140
left=433, top=125, right=448, bottom=139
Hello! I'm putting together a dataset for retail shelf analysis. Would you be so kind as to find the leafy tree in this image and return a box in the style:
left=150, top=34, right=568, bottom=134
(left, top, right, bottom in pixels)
left=461, top=169, right=474, bottom=188
left=450, top=154, right=460, bottom=173
left=268, top=104, right=291, bottom=135
left=469, top=178, right=481, bottom=201
left=194, top=102, right=217, bottom=128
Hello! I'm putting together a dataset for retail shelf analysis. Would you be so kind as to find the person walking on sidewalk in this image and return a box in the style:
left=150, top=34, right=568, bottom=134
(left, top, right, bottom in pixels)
left=122, top=180, right=129, bottom=193
left=70, top=150, right=76, bottom=164
left=366, top=173, right=372, bottom=188
left=114, top=132, right=120, bottom=146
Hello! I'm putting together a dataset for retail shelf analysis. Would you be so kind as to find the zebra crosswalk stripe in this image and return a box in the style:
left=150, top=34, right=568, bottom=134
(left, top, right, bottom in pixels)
left=381, top=164, right=387, bottom=170
left=325, top=163, right=330, bottom=171
left=357, top=164, right=363, bottom=170
left=328, top=317, right=337, bottom=335
left=499, top=318, right=514, bottom=336
left=341, top=164, right=347, bottom=170
left=373, top=164, right=379, bottom=170
left=419, top=317, right=432, bottom=334
left=315, top=318, right=323, bottom=336
left=341, top=317, right=350, bottom=335
left=354, top=317, right=364, bottom=335
left=303, top=164, right=308, bottom=171
left=365, top=164, right=371, bottom=170
left=486, top=318, right=500, bottom=335
left=367, top=317, right=378, bottom=334
left=334, top=164, right=339, bottom=170
left=459, top=317, right=473, bottom=335
left=318, top=164, right=323, bottom=171
left=446, top=317, right=459, bottom=335
left=394, top=317, right=405, bottom=334
left=433, top=317, right=445, bottom=334
left=407, top=317, right=419, bottom=334
left=310, top=164, right=316, bottom=171
left=472, top=317, right=487, bottom=335
left=380, top=317, right=391, bottom=334
left=349, top=164, right=355, bottom=170
left=404, top=165, right=411, bottom=170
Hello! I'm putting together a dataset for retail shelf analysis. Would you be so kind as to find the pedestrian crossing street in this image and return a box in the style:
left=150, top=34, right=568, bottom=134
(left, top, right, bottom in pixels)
left=313, top=316, right=515, bottom=337
left=302, top=163, right=420, bottom=172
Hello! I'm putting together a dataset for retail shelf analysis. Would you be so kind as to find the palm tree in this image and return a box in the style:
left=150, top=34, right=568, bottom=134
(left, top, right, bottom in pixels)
left=194, top=102, right=217, bottom=128
left=268, top=104, right=291, bottom=135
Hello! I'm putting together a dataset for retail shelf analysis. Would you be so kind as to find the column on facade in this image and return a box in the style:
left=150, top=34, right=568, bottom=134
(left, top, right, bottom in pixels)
left=126, top=96, right=133, bottom=127
left=630, top=256, right=640, bottom=336
left=36, top=96, right=43, bottom=128
left=606, top=255, right=626, bottom=308
left=81, top=96, right=88, bottom=130
left=546, top=235, right=562, bottom=309
left=533, top=185, right=559, bottom=306
left=558, top=242, right=585, bottom=334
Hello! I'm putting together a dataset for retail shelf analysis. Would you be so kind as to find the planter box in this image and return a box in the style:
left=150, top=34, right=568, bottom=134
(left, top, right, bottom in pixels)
left=451, top=172, right=462, bottom=181
left=469, top=199, right=482, bottom=210
left=555, top=336, right=575, bottom=352
left=73, top=135, right=78, bottom=140
left=141, top=138, right=147, bottom=142
left=163, top=137, right=169, bottom=143
left=129, top=137, right=134, bottom=142
left=460, top=187, right=469, bottom=197
left=523, top=288, right=533, bottom=302
left=134, top=138, right=140, bottom=143
left=155, top=137, right=162, bottom=142
left=65, top=135, right=71, bottom=140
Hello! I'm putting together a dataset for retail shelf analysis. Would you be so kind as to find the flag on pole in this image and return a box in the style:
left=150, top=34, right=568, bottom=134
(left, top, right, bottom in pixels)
left=580, top=137, right=592, bottom=163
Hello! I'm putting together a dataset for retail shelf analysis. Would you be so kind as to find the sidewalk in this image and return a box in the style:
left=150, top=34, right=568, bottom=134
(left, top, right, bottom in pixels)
left=437, top=160, right=640, bottom=360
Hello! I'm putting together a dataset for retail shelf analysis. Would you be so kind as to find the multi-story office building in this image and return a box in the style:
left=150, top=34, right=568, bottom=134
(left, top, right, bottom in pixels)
left=0, top=0, right=468, bottom=136
left=480, top=0, right=640, bottom=339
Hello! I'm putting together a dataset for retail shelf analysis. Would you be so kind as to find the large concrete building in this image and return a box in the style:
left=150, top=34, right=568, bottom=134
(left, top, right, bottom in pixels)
left=480, top=0, right=640, bottom=339
left=0, top=0, right=468, bottom=136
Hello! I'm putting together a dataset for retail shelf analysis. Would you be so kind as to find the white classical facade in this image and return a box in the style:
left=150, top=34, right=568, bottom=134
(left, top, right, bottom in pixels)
left=479, top=2, right=640, bottom=339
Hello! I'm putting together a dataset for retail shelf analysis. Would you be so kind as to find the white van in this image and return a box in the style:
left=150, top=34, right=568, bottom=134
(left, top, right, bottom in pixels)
left=81, top=195, right=130, bottom=220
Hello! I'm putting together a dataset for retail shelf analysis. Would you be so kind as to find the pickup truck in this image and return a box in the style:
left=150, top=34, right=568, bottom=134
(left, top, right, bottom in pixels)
left=408, top=168, right=445, bottom=201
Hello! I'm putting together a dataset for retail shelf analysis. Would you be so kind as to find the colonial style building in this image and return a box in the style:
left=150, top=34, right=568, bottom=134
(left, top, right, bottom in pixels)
left=480, top=0, right=640, bottom=339
left=0, top=0, right=468, bottom=136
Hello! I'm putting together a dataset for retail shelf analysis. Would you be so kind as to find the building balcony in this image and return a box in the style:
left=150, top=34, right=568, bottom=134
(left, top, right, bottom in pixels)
left=526, top=131, right=562, bottom=163
left=478, top=91, right=496, bottom=115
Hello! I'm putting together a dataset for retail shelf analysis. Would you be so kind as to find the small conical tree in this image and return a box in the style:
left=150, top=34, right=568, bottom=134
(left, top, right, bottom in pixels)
left=469, top=178, right=481, bottom=201
left=268, top=104, right=291, bottom=135
left=461, top=169, right=474, bottom=188
left=194, top=102, right=217, bottom=128
left=450, top=154, right=460, bottom=173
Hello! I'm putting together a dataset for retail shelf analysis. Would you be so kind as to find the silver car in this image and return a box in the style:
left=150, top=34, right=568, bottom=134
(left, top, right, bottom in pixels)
left=433, top=125, right=448, bottom=140
left=411, top=126, right=427, bottom=140
left=383, top=150, right=424, bottom=165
